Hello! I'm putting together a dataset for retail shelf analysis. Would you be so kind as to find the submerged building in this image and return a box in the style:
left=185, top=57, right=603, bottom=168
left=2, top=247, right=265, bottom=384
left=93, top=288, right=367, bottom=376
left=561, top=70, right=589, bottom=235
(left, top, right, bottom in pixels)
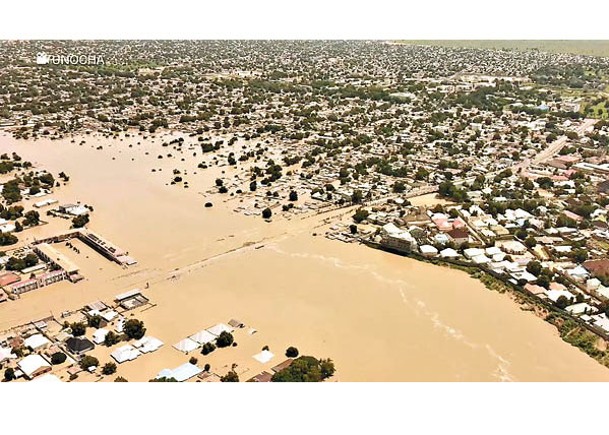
left=380, top=223, right=418, bottom=253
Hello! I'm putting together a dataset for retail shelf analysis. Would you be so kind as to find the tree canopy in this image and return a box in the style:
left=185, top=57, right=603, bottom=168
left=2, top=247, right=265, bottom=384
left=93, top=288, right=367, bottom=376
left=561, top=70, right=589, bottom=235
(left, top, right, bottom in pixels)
left=124, top=319, right=146, bottom=340
left=216, top=331, right=234, bottom=348
left=70, top=322, right=87, bottom=337
left=271, top=356, right=335, bottom=382
left=285, top=346, right=299, bottom=358
left=220, top=370, right=239, bottom=382
left=80, top=355, right=99, bottom=370
left=51, top=352, right=67, bottom=365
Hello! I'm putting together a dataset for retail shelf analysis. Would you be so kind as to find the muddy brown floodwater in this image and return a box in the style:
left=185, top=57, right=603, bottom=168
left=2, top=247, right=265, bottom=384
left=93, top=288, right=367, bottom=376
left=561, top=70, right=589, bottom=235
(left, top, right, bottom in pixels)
left=1, top=131, right=609, bottom=381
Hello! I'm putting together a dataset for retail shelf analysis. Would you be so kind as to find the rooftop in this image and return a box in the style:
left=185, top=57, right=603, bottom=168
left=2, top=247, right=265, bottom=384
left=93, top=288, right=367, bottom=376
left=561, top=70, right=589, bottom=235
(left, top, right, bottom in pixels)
left=34, top=243, right=80, bottom=274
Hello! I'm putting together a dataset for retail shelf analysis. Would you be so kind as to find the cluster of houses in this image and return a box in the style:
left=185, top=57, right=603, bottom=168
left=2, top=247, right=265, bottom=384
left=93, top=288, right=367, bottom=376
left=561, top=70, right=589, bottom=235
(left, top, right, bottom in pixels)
left=0, top=289, right=151, bottom=381
left=341, top=166, right=609, bottom=334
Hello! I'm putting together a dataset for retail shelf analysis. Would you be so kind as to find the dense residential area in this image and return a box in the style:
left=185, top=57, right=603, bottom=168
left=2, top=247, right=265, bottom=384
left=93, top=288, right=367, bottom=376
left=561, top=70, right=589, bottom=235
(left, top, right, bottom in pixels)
left=1, top=40, right=609, bottom=381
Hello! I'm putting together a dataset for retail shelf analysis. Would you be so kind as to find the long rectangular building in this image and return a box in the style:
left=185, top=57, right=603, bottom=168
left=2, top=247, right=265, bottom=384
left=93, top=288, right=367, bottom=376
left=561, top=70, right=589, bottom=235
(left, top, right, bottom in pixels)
left=34, top=243, right=80, bottom=275
left=32, top=229, right=136, bottom=266
left=9, top=270, right=67, bottom=295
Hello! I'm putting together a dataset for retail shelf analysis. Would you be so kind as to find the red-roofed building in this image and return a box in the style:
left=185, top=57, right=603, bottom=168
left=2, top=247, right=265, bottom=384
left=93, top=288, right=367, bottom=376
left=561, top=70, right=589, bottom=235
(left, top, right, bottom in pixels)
left=452, top=218, right=467, bottom=229
left=583, top=259, right=609, bottom=279
left=0, top=272, right=20, bottom=288
left=524, top=283, right=546, bottom=296
left=447, top=228, right=469, bottom=246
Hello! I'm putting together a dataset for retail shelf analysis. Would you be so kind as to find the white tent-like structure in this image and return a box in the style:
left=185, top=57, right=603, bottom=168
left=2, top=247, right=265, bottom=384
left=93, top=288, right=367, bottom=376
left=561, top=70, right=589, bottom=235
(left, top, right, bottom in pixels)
left=189, top=330, right=216, bottom=345
left=206, top=323, right=233, bottom=337
left=133, top=336, right=163, bottom=354
left=156, top=363, right=202, bottom=382
left=253, top=350, right=275, bottom=364
left=173, top=338, right=199, bottom=353
left=111, top=345, right=141, bottom=363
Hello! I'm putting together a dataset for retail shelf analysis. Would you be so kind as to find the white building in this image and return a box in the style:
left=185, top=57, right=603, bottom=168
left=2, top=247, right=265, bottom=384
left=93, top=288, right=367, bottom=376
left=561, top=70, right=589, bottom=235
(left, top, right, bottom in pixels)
left=18, top=354, right=51, bottom=379
left=92, top=328, right=109, bottom=345
left=380, top=223, right=418, bottom=253
left=133, top=336, right=163, bottom=354
left=24, top=334, right=50, bottom=351
left=111, top=345, right=141, bottom=363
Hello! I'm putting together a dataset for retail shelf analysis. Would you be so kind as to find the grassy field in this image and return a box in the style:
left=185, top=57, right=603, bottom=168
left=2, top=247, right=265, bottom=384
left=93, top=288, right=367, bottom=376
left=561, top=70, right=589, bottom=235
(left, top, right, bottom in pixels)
left=398, top=40, right=609, bottom=58
left=586, top=101, right=609, bottom=119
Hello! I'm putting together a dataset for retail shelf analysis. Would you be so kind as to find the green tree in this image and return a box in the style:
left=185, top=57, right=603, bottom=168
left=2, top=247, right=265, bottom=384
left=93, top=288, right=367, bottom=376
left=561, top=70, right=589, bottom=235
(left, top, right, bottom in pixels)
left=285, top=346, right=299, bottom=358
left=72, top=214, right=90, bottom=228
left=4, top=367, right=16, bottom=381
left=201, top=342, right=216, bottom=355
left=70, top=322, right=87, bottom=337
left=319, top=358, right=336, bottom=379
left=37, top=173, right=55, bottom=187
left=24, top=253, right=39, bottom=267
left=524, top=236, right=537, bottom=248
left=2, top=179, right=22, bottom=204
left=104, top=331, right=121, bottom=346
left=0, top=232, right=18, bottom=246
left=289, top=190, right=298, bottom=201
left=392, top=181, right=406, bottom=193
left=23, top=210, right=40, bottom=226
left=150, top=377, right=178, bottom=382
left=262, top=208, right=272, bottom=219
left=114, top=376, right=128, bottom=382
left=123, top=319, right=146, bottom=340
left=271, top=355, right=335, bottom=382
left=515, top=229, right=528, bottom=241
left=536, top=274, right=551, bottom=289
left=80, top=355, right=99, bottom=370
left=5, top=256, right=26, bottom=271
left=352, top=208, right=369, bottom=223
left=216, top=331, right=234, bottom=348
left=537, top=177, right=553, bottom=189
left=102, top=362, right=117, bottom=375
left=572, top=248, right=588, bottom=263
left=88, top=315, right=103, bottom=328
left=51, top=352, right=67, bottom=365
left=415, top=167, right=429, bottom=181
left=555, top=295, right=571, bottom=309
left=526, top=261, right=542, bottom=276
left=220, top=371, right=239, bottom=382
